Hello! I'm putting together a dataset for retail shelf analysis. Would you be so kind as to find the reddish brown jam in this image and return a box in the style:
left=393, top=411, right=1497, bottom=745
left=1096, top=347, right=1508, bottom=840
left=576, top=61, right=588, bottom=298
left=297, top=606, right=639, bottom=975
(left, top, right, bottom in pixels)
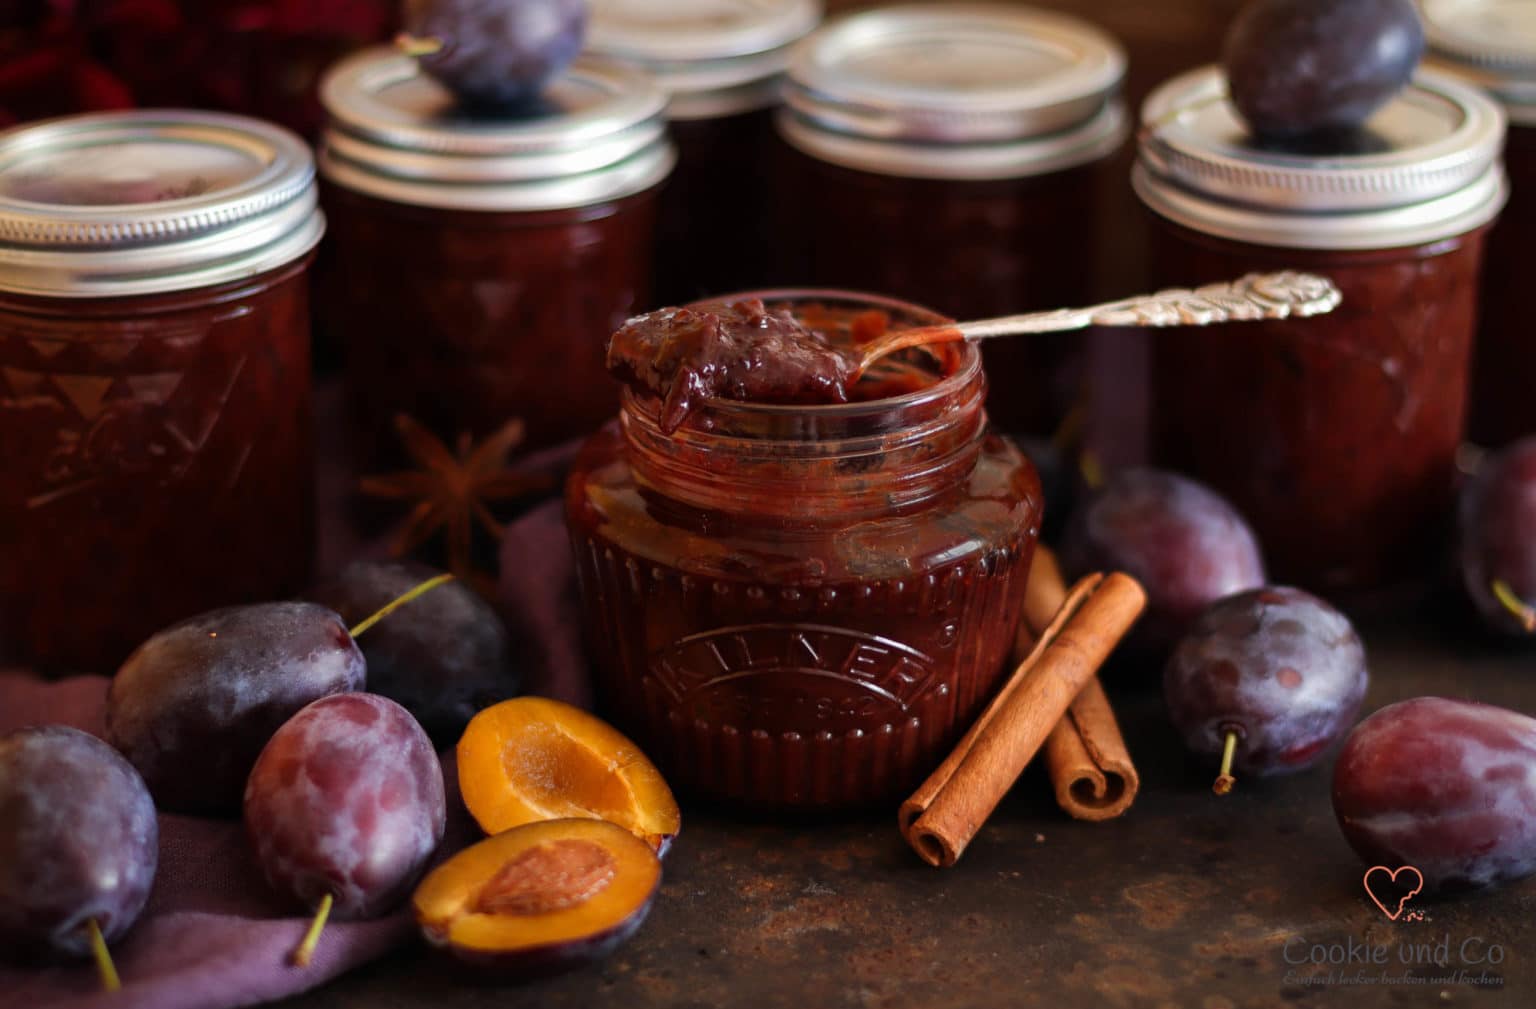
left=0, top=261, right=315, bottom=672
left=607, top=299, right=857, bottom=430
left=654, top=110, right=785, bottom=306
left=320, top=185, right=660, bottom=466
left=1468, top=123, right=1536, bottom=446
left=607, top=297, right=960, bottom=433
left=568, top=291, right=1041, bottom=809
left=1147, top=219, right=1488, bottom=592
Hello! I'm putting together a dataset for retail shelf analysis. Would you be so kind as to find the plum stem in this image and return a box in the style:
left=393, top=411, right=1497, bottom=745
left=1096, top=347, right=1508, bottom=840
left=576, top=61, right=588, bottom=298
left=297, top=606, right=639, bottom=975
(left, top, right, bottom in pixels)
left=395, top=32, right=445, bottom=57
left=1078, top=449, right=1105, bottom=491
left=349, top=573, right=454, bottom=638
left=291, top=893, right=333, bottom=968
left=1490, top=579, right=1536, bottom=633
left=86, top=918, right=120, bottom=992
left=1213, top=729, right=1238, bottom=796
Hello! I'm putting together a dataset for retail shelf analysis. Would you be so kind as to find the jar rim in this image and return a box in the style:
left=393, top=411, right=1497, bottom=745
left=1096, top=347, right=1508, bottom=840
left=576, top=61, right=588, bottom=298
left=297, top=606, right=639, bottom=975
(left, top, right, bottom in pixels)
left=620, top=287, right=984, bottom=436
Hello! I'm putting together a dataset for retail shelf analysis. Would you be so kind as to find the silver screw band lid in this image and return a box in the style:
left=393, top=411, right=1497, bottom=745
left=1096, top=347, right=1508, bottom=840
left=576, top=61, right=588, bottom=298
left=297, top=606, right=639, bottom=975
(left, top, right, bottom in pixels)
left=0, top=110, right=323, bottom=299
left=1135, top=65, right=1508, bottom=250
left=779, top=3, right=1126, bottom=178
left=1422, top=0, right=1536, bottom=124
left=586, top=0, right=821, bottom=119
left=320, top=48, right=675, bottom=212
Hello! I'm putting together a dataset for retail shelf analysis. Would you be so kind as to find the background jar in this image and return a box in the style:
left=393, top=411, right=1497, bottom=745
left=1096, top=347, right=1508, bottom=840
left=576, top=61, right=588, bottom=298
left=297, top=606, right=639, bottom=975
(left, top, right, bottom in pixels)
left=776, top=3, right=1127, bottom=437
left=318, top=49, right=675, bottom=466
left=0, top=111, right=323, bottom=672
left=1423, top=0, right=1536, bottom=447
left=1135, top=67, right=1507, bottom=593
left=565, top=291, right=1042, bottom=809
left=585, top=0, right=820, bottom=306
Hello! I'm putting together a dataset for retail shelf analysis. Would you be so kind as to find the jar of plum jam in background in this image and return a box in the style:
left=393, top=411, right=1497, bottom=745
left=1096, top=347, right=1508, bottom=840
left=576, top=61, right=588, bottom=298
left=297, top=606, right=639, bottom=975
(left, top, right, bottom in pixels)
left=1135, top=67, right=1507, bottom=593
left=0, top=111, right=324, bottom=672
left=776, top=4, right=1127, bottom=436
left=318, top=49, right=675, bottom=465
left=585, top=0, right=820, bottom=306
left=566, top=291, right=1043, bottom=809
left=1423, top=0, right=1536, bottom=446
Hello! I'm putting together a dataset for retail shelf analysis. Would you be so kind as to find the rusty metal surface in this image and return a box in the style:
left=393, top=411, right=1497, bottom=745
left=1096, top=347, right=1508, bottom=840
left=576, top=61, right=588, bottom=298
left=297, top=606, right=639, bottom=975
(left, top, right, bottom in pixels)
left=278, top=604, right=1536, bottom=1008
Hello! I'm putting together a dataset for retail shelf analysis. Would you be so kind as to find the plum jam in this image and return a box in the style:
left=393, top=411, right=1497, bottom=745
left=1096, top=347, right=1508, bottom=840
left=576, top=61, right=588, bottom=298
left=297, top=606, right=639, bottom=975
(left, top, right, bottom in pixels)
left=318, top=49, right=675, bottom=464
left=1423, top=1, right=1536, bottom=445
left=0, top=111, right=324, bottom=672
left=776, top=5, right=1127, bottom=436
left=1136, top=67, right=1507, bottom=592
left=586, top=0, right=820, bottom=305
left=566, top=291, right=1042, bottom=809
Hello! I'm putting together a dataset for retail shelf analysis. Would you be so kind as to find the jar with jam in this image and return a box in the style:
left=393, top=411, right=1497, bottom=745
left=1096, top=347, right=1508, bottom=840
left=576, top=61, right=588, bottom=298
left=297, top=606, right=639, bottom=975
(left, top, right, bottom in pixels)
left=0, top=111, right=324, bottom=672
left=1135, top=67, right=1507, bottom=593
left=565, top=290, right=1042, bottom=809
left=776, top=4, right=1127, bottom=436
left=585, top=0, right=820, bottom=306
left=1423, top=0, right=1536, bottom=446
left=318, top=48, right=676, bottom=465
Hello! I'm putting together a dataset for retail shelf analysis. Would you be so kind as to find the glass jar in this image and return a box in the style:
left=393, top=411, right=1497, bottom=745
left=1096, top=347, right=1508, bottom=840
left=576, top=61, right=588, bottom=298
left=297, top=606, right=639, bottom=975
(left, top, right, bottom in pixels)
left=776, top=4, right=1127, bottom=436
left=0, top=111, right=324, bottom=672
left=318, top=49, right=675, bottom=465
left=586, top=0, right=820, bottom=306
left=1423, top=0, right=1536, bottom=446
left=1135, top=67, right=1507, bottom=593
left=565, top=291, right=1042, bottom=809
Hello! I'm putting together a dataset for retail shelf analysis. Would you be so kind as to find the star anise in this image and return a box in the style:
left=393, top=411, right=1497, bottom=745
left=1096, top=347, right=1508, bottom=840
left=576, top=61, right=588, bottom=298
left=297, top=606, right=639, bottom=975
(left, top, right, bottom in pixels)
left=359, top=413, right=553, bottom=589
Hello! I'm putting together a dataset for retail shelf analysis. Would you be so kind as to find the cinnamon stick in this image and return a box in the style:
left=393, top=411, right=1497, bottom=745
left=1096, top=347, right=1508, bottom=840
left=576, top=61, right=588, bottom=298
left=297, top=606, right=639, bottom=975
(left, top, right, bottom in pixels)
left=899, top=570, right=1145, bottom=867
left=1028, top=547, right=1141, bottom=822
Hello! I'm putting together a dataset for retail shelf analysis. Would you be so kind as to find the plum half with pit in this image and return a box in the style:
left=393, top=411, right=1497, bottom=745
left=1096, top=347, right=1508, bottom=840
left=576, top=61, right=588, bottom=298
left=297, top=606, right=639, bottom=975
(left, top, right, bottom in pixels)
left=1223, top=0, right=1424, bottom=139
left=106, top=602, right=365, bottom=814
left=0, top=726, right=158, bottom=964
left=309, top=561, right=519, bottom=744
left=413, top=817, right=660, bottom=974
left=400, top=0, right=588, bottom=111
left=1165, top=587, right=1368, bottom=793
left=1458, top=436, right=1536, bottom=636
left=1333, top=697, right=1536, bottom=891
left=245, top=693, right=446, bottom=964
left=1061, top=467, right=1266, bottom=654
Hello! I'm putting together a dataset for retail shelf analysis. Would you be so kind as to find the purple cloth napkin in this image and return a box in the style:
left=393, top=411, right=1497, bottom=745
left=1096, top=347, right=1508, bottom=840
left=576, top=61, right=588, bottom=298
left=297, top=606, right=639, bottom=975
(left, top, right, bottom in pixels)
left=0, top=486, right=591, bottom=1009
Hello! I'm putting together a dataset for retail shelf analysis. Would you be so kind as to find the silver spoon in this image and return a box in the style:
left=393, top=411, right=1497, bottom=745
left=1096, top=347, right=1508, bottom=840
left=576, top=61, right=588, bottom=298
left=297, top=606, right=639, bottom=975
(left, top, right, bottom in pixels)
left=852, top=271, right=1342, bottom=381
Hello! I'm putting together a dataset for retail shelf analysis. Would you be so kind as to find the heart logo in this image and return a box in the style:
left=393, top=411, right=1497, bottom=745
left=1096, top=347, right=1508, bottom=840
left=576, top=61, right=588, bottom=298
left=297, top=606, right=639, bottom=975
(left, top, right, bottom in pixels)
left=1363, top=865, right=1424, bottom=920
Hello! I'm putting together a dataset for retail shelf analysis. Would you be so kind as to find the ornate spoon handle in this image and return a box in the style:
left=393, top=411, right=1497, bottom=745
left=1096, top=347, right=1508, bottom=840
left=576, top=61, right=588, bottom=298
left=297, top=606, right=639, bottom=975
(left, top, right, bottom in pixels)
left=853, top=271, right=1342, bottom=376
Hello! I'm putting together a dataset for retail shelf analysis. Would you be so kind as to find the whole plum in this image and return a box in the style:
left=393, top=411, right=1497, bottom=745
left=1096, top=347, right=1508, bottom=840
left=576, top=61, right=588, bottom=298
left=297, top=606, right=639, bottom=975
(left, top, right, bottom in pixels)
left=1061, top=468, right=1266, bottom=654
left=309, top=561, right=519, bottom=743
left=1457, top=437, right=1536, bottom=636
left=1224, top=0, right=1424, bottom=139
left=1333, top=697, right=1536, bottom=891
left=1165, top=587, right=1368, bottom=791
left=402, top=0, right=588, bottom=110
left=245, top=694, right=446, bottom=921
left=0, top=726, right=158, bottom=960
left=107, top=603, right=365, bottom=814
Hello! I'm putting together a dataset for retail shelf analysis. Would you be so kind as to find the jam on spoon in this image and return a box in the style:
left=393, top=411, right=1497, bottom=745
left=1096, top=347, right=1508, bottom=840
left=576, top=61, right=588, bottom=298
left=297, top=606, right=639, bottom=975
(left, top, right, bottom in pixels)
left=608, top=273, right=1342, bottom=433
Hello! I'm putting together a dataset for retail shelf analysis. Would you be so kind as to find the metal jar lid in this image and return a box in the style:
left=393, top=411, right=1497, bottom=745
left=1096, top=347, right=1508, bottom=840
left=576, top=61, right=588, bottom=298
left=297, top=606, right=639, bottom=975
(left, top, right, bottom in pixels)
left=586, top=0, right=822, bottom=120
left=1134, top=65, right=1508, bottom=250
left=778, top=3, right=1127, bottom=180
left=1422, top=0, right=1536, bottom=125
left=0, top=110, right=323, bottom=299
left=319, top=47, right=675, bottom=212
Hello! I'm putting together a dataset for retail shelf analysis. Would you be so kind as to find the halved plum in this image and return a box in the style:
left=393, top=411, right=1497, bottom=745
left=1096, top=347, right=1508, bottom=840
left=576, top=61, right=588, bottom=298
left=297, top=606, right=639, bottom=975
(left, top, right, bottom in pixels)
left=457, top=697, right=679, bottom=854
left=413, top=818, right=660, bottom=973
